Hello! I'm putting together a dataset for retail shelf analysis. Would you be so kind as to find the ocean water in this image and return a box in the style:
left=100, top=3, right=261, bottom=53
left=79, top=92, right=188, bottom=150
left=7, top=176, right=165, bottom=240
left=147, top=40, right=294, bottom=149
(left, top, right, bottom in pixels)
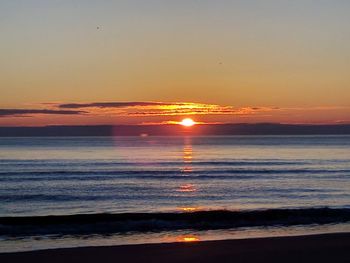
left=1, top=135, right=350, bottom=252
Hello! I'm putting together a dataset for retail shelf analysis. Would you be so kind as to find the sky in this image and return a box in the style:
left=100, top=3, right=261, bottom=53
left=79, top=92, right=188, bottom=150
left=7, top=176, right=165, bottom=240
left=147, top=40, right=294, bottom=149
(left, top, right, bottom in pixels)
left=1, top=0, right=350, bottom=126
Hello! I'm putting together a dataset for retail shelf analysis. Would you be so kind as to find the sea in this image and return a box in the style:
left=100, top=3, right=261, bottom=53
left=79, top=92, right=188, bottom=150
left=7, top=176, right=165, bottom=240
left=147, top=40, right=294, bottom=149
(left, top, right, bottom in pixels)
left=1, top=135, right=350, bottom=252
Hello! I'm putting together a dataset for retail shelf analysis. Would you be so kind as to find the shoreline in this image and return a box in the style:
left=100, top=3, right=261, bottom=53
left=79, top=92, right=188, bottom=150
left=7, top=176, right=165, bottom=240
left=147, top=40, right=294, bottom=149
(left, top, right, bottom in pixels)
left=1, top=232, right=350, bottom=263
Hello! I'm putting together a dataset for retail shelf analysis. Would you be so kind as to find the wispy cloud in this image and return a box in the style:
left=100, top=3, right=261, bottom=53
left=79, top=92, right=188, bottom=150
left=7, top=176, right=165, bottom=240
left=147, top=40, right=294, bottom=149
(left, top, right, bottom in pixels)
left=55, top=101, right=277, bottom=117
left=0, top=109, right=86, bottom=117
left=283, top=106, right=350, bottom=111
left=0, top=101, right=279, bottom=121
left=58, top=101, right=173, bottom=109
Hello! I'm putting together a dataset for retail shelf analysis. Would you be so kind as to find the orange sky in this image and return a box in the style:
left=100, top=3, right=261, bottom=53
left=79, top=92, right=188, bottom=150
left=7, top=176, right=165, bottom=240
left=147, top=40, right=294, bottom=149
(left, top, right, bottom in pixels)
left=0, top=101, right=349, bottom=126
left=1, top=1, right=350, bottom=126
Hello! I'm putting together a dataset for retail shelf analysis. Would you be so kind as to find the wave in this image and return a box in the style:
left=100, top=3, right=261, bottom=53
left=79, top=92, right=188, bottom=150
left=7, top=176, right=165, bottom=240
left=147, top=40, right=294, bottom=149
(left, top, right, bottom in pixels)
left=0, top=170, right=348, bottom=184
left=0, top=160, right=310, bottom=166
left=1, top=168, right=349, bottom=176
left=3, top=192, right=348, bottom=202
left=1, top=208, right=350, bottom=237
left=1, top=159, right=349, bottom=168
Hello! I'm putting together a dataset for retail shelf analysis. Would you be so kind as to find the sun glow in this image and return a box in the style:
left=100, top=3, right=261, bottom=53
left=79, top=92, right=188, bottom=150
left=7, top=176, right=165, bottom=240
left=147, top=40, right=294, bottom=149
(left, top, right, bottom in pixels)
left=179, top=206, right=200, bottom=212
left=176, top=236, right=200, bottom=242
left=180, top=118, right=195, bottom=127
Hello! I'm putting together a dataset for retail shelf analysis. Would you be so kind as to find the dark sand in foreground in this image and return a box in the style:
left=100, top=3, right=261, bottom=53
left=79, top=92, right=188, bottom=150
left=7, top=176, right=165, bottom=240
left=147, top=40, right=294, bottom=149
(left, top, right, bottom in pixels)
left=1, top=233, right=350, bottom=263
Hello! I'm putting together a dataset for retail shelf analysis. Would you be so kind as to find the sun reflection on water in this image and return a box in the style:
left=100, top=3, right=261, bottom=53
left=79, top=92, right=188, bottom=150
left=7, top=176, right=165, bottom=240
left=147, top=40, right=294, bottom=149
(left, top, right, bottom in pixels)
left=177, top=184, right=197, bottom=192
left=176, top=137, right=202, bottom=213
left=183, top=145, right=193, bottom=163
left=182, top=137, right=193, bottom=170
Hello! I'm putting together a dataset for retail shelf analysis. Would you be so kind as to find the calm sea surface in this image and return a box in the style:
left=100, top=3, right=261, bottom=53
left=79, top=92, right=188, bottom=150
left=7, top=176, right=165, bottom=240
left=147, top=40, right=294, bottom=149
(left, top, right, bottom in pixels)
left=1, top=135, right=350, bottom=251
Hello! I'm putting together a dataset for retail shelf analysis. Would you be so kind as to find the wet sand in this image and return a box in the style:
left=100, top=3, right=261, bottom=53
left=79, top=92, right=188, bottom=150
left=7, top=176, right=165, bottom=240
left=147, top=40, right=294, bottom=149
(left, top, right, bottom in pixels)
left=1, top=232, right=349, bottom=263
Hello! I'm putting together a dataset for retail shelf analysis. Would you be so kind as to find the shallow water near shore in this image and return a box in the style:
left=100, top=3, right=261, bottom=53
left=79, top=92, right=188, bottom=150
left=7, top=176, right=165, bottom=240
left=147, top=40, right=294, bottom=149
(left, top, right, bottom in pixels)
left=2, top=223, right=350, bottom=253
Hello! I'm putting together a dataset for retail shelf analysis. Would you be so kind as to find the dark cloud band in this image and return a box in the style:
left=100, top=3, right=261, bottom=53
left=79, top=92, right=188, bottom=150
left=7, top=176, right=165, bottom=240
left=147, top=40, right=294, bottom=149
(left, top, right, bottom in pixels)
left=0, top=109, right=85, bottom=117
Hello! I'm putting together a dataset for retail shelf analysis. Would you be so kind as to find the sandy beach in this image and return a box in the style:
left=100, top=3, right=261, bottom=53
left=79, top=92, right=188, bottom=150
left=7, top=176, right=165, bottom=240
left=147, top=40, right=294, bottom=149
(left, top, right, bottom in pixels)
left=1, top=233, right=349, bottom=263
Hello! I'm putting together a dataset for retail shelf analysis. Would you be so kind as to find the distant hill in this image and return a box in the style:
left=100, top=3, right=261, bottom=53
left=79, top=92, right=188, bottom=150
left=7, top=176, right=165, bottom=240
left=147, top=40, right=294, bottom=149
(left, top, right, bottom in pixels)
left=0, top=123, right=350, bottom=136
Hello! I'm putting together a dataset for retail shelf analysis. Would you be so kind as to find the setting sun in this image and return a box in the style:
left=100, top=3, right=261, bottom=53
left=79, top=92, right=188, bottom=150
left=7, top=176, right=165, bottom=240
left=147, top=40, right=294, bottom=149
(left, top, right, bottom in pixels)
left=180, top=118, right=195, bottom=127
left=176, top=236, right=200, bottom=242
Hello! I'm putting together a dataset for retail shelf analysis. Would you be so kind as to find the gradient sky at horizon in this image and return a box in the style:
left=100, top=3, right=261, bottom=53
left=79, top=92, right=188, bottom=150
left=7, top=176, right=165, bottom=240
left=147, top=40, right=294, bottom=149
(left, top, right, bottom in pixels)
left=1, top=0, right=350, bottom=126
